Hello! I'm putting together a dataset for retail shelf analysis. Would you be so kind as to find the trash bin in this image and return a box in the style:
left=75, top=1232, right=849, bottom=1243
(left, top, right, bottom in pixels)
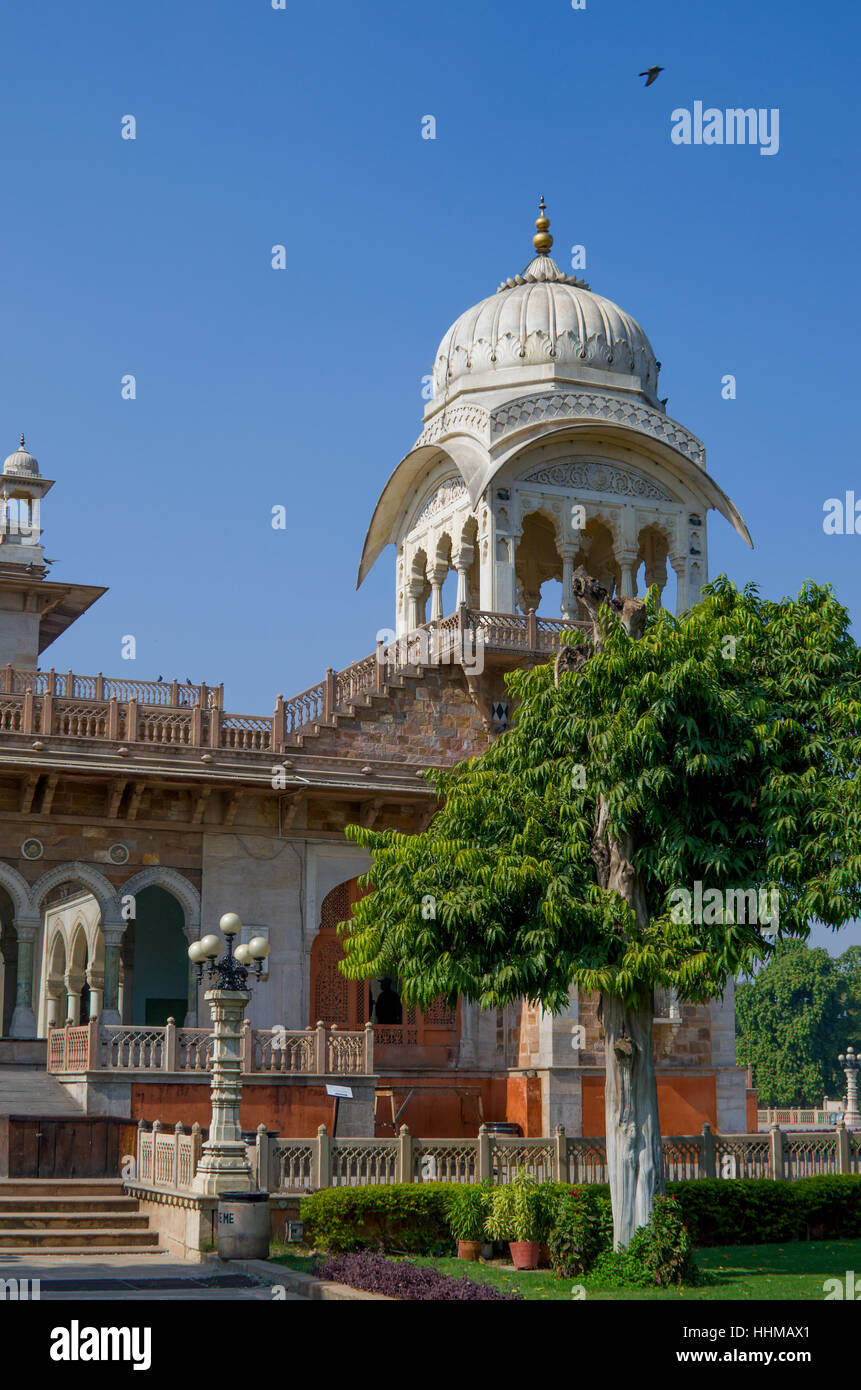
left=217, top=1191, right=270, bottom=1260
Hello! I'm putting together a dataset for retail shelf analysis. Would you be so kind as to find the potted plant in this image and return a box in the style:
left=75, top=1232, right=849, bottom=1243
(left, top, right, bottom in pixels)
left=485, top=1169, right=551, bottom=1270
left=447, top=1183, right=489, bottom=1261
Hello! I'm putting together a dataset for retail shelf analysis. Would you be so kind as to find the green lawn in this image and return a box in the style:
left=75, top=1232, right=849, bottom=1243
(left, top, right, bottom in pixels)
left=271, top=1240, right=861, bottom=1301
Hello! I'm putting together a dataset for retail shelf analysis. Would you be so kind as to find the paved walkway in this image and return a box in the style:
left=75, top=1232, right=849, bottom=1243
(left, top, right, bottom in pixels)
left=0, top=1067, right=82, bottom=1115
left=0, top=1255, right=306, bottom=1301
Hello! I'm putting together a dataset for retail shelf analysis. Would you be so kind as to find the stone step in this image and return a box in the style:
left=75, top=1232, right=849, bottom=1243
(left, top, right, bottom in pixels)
left=0, top=1180, right=126, bottom=1198
left=0, top=1196, right=139, bottom=1214
left=0, top=1245, right=168, bottom=1258
left=0, top=1212, right=150, bottom=1230
left=0, top=1227, right=160, bottom=1249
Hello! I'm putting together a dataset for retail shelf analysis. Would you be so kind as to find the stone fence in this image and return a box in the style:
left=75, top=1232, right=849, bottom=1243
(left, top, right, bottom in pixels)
left=48, top=1018, right=373, bottom=1077
left=0, top=608, right=586, bottom=751
left=134, top=1121, right=861, bottom=1197
left=757, top=1107, right=844, bottom=1129
left=257, top=1122, right=861, bottom=1194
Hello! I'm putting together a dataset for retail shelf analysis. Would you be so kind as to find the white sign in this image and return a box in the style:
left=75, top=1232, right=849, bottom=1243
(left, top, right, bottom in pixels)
left=326, top=1084, right=353, bottom=1099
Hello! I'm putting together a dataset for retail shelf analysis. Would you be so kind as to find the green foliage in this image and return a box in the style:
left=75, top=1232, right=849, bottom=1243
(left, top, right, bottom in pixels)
left=548, top=1185, right=610, bottom=1276
left=300, top=1176, right=861, bottom=1256
left=669, top=1176, right=861, bottom=1245
left=736, top=941, right=861, bottom=1105
left=339, top=578, right=861, bottom=1013
left=625, top=1195, right=697, bottom=1284
left=483, top=1169, right=557, bottom=1243
left=446, top=1182, right=491, bottom=1242
left=299, top=1183, right=455, bottom=1254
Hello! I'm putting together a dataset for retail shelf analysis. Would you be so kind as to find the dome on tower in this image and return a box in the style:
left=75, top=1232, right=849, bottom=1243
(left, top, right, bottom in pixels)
left=432, top=201, right=659, bottom=403
left=3, top=435, right=39, bottom=477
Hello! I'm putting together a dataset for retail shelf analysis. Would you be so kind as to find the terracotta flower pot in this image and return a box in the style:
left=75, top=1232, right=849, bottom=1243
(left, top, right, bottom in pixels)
left=457, top=1239, right=482, bottom=1262
left=509, top=1240, right=541, bottom=1270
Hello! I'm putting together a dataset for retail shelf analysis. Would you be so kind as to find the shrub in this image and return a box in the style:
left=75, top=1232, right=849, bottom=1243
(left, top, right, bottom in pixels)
left=548, top=1185, right=609, bottom=1277
left=316, top=1250, right=522, bottom=1300
left=485, top=1169, right=557, bottom=1242
left=625, top=1195, right=697, bottom=1286
left=665, top=1175, right=861, bottom=1246
left=300, top=1183, right=454, bottom=1254
left=446, top=1183, right=491, bottom=1242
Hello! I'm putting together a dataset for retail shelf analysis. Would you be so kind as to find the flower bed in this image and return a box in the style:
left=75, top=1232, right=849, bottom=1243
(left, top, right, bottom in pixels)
left=315, top=1249, right=522, bottom=1300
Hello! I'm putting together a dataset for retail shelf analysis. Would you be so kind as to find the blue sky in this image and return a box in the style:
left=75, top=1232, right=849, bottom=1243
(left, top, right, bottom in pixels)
left=1, top=0, right=858, bottom=952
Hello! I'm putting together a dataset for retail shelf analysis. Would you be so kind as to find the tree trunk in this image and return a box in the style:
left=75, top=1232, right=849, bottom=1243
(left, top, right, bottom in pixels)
left=600, top=991, right=664, bottom=1249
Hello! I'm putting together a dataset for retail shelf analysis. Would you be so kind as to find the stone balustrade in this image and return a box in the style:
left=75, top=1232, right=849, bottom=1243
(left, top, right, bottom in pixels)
left=142, top=1120, right=861, bottom=1196
left=47, top=1017, right=374, bottom=1077
left=0, top=608, right=586, bottom=754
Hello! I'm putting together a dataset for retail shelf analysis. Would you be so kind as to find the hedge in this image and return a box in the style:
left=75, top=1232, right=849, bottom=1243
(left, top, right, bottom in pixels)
left=299, top=1176, right=861, bottom=1253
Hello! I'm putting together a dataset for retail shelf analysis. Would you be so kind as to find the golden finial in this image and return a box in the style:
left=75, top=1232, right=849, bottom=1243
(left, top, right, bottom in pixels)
left=18, top=434, right=25, bottom=450
left=533, top=196, right=553, bottom=254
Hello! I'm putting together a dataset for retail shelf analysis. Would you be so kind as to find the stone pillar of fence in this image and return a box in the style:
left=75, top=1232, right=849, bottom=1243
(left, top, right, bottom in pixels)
left=396, top=1125, right=413, bottom=1183
left=241, top=1017, right=254, bottom=1073
left=191, top=1121, right=203, bottom=1175
left=477, top=1124, right=491, bottom=1181
left=836, top=1118, right=851, bottom=1175
left=173, top=1121, right=182, bottom=1183
left=768, top=1123, right=785, bottom=1181
left=163, top=1016, right=178, bottom=1071
left=315, top=1021, right=328, bottom=1074
left=87, top=1015, right=100, bottom=1068
left=553, top=1126, right=567, bottom=1183
left=364, top=1020, right=374, bottom=1074
left=313, top=1124, right=332, bottom=1189
left=701, top=1122, right=716, bottom=1179
left=255, top=1123, right=271, bottom=1191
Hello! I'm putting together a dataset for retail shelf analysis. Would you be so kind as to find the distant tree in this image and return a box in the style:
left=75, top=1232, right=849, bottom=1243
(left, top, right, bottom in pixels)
left=736, top=941, right=856, bottom=1105
left=341, top=576, right=861, bottom=1247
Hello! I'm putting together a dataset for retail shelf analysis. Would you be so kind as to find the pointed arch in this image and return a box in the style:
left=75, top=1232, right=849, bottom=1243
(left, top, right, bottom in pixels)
left=0, top=862, right=35, bottom=922
left=28, top=862, right=121, bottom=924
left=118, top=867, right=201, bottom=935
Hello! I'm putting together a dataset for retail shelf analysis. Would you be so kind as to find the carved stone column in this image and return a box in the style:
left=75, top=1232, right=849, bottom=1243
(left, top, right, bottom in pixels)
left=618, top=551, right=638, bottom=600
left=426, top=561, right=448, bottom=622
left=9, top=918, right=38, bottom=1039
left=101, top=926, right=124, bottom=1026
left=559, top=544, right=579, bottom=619
left=406, top=577, right=426, bottom=630
left=453, top=545, right=474, bottom=609
left=670, top=551, right=688, bottom=614
left=192, top=989, right=255, bottom=1195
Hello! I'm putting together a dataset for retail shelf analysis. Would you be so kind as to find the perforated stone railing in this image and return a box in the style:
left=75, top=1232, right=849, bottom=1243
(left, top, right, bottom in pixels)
left=1, top=607, right=586, bottom=756
left=136, top=1120, right=203, bottom=1191
left=262, top=1121, right=861, bottom=1193
left=47, top=1018, right=372, bottom=1077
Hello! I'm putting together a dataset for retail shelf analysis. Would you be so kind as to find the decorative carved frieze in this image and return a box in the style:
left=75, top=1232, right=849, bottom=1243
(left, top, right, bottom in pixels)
left=520, top=460, right=673, bottom=502
left=413, top=404, right=490, bottom=450
left=490, top=391, right=705, bottom=466
left=412, top=477, right=470, bottom=529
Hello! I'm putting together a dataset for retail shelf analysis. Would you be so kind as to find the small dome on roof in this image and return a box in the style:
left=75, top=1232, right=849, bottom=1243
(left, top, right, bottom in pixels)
left=3, top=435, right=39, bottom=477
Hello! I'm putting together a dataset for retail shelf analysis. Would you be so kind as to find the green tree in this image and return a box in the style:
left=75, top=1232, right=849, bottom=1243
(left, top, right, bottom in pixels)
left=736, top=941, right=854, bottom=1105
left=341, top=576, right=861, bottom=1246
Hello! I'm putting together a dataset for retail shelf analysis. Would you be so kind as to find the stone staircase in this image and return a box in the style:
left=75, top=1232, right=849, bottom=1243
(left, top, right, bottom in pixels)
left=0, top=1180, right=163, bottom=1255
left=0, top=1067, right=83, bottom=1116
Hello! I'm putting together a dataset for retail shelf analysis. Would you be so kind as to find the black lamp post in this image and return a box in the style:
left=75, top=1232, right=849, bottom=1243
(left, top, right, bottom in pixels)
left=188, top=912, right=270, bottom=989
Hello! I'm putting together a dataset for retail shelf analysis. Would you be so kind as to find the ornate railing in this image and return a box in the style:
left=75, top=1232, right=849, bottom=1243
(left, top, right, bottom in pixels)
left=48, top=1018, right=373, bottom=1077
left=136, top=1120, right=203, bottom=1191
left=1, top=609, right=587, bottom=754
left=263, top=1121, right=861, bottom=1193
left=757, top=1107, right=842, bottom=1128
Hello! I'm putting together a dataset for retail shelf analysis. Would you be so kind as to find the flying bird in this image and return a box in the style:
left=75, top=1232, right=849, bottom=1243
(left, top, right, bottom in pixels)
left=639, top=66, right=664, bottom=87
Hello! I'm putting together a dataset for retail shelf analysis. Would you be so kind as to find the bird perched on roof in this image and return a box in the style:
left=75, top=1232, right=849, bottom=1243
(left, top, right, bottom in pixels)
left=639, top=65, right=664, bottom=86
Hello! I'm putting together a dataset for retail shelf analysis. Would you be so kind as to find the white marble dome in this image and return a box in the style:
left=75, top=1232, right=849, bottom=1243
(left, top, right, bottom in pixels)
left=3, top=435, right=39, bottom=477
left=432, top=210, right=659, bottom=402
